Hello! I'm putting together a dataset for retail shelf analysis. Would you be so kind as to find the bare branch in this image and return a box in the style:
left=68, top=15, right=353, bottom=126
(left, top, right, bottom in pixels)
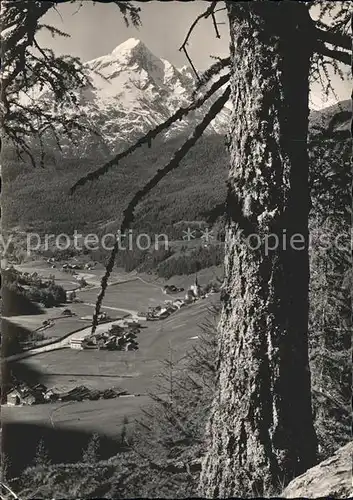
left=314, top=42, right=351, bottom=66
left=70, top=72, right=230, bottom=193
left=179, top=1, right=218, bottom=52
left=178, top=0, right=223, bottom=80
left=315, top=25, right=351, bottom=51
left=181, top=47, right=201, bottom=82
left=89, top=85, right=230, bottom=334
left=211, top=12, right=221, bottom=39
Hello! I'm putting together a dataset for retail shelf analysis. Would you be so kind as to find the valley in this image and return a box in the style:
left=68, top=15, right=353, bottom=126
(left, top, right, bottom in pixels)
left=1, top=257, right=221, bottom=458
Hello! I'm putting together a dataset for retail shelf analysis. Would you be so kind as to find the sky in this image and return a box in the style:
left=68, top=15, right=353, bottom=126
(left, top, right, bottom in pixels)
left=37, top=1, right=350, bottom=109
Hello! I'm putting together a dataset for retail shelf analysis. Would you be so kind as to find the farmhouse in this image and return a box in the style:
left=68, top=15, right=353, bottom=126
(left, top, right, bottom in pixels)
left=6, top=389, right=21, bottom=406
left=155, top=309, right=170, bottom=320
left=125, top=341, right=137, bottom=351
left=173, top=299, right=185, bottom=309
left=21, top=393, right=37, bottom=405
left=6, top=386, right=44, bottom=406
left=98, top=312, right=109, bottom=322
left=44, top=389, right=59, bottom=402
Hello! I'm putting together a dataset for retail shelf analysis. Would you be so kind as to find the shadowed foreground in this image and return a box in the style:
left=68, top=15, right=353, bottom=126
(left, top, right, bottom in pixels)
left=2, top=422, right=127, bottom=478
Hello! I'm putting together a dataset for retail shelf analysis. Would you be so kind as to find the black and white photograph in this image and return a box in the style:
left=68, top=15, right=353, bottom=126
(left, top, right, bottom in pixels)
left=0, top=1, right=351, bottom=498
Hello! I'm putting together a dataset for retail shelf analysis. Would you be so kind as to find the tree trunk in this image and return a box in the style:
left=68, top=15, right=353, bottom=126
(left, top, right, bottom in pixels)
left=199, top=3, right=317, bottom=497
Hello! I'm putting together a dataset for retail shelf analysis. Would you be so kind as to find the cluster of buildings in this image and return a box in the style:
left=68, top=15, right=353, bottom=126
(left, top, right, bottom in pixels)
left=6, top=383, right=127, bottom=406
left=162, top=284, right=184, bottom=294
left=145, top=300, right=185, bottom=321
left=61, top=262, right=95, bottom=271
left=6, top=384, right=47, bottom=406
left=142, top=276, right=216, bottom=322
left=70, top=319, right=140, bottom=351
left=62, top=263, right=81, bottom=270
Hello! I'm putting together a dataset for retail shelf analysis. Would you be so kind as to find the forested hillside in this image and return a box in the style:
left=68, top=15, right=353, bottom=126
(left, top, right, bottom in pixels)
left=3, top=101, right=350, bottom=241
left=2, top=134, right=228, bottom=237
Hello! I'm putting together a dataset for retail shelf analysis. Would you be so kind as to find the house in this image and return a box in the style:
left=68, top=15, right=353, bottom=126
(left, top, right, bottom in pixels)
left=126, top=325, right=140, bottom=335
left=6, top=389, right=21, bottom=406
left=21, top=393, right=37, bottom=405
left=109, top=323, right=124, bottom=335
left=156, top=309, right=170, bottom=320
left=98, top=312, right=108, bottom=322
left=184, top=290, right=195, bottom=303
left=6, top=386, right=43, bottom=406
left=173, top=299, right=185, bottom=309
left=124, top=318, right=140, bottom=326
left=97, top=338, right=105, bottom=350
left=104, top=338, right=118, bottom=350
left=125, top=342, right=138, bottom=351
left=70, top=338, right=86, bottom=349
left=125, top=330, right=137, bottom=341
left=44, top=389, right=59, bottom=402
left=149, top=305, right=161, bottom=313
left=117, top=336, right=126, bottom=349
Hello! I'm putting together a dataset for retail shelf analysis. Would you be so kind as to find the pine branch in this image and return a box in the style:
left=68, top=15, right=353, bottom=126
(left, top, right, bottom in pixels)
left=2, top=0, right=141, bottom=164
left=89, top=86, right=230, bottom=334
left=192, top=57, right=231, bottom=98
left=70, top=72, right=230, bottom=193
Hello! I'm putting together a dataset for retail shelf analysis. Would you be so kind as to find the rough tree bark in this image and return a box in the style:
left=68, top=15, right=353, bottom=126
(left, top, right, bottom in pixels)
left=199, top=3, right=318, bottom=497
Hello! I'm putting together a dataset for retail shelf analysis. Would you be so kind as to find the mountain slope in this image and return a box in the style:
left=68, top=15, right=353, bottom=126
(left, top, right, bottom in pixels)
left=3, top=98, right=350, bottom=242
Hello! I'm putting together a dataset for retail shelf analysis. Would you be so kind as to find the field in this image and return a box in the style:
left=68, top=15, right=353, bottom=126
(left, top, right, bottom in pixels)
left=15, top=260, right=138, bottom=287
left=3, top=396, right=151, bottom=437
left=5, top=313, right=91, bottom=339
left=78, top=277, right=181, bottom=313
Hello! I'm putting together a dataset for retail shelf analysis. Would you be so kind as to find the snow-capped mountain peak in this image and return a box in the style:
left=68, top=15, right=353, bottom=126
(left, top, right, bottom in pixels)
left=112, top=37, right=142, bottom=53
left=37, top=38, right=230, bottom=154
left=76, top=38, right=230, bottom=149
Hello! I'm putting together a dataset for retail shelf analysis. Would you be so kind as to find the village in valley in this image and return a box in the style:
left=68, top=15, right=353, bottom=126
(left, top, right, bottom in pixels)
left=2, top=255, right=221, bottom=417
